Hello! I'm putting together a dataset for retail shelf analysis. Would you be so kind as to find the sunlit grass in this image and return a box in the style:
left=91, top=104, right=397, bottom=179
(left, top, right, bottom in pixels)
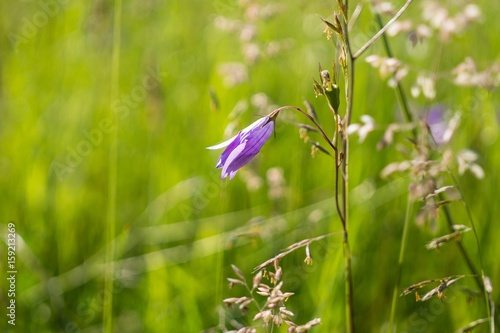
left=0, top=0, right=499, bottom=332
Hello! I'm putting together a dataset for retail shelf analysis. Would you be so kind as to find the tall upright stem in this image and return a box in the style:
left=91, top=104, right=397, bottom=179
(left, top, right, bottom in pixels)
left=342, top=52, right=355, bottom=333
left=104, top=0, right=122, bottom=331
left=338, top=0, right=355, bottom=330
left=389, top=194, right=413, bottom=332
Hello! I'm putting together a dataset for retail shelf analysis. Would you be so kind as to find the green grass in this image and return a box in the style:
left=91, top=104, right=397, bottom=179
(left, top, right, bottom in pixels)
left=1, top=0, right=499, bottom=332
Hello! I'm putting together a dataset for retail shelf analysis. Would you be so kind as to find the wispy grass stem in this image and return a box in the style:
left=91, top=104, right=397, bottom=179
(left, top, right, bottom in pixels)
left=388, top=193, right=413, bottom=332
left=103, top=0, right=122, bottom=331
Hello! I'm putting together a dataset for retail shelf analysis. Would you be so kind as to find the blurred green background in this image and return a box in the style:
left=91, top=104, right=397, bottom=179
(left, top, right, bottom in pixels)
left=0, top=0, right=499, bottom=332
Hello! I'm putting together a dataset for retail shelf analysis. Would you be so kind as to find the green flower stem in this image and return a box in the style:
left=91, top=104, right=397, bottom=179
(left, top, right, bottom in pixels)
left=440, top=196, right=481, bottom=289
left=104, top=0, right=122, bottom=331
left=342, top=53, right=356, bottom=333
left=339, top=1, right=355, bottom=331
left=388, top=193, right=413, bottom=332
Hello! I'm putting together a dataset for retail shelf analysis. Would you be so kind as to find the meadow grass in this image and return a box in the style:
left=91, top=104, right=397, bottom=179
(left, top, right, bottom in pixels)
left=0, top=0, right=499, bottom=332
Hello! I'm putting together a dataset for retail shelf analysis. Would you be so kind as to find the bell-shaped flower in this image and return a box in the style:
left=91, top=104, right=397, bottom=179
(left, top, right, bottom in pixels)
left=208, top=116, right=274, bottom=179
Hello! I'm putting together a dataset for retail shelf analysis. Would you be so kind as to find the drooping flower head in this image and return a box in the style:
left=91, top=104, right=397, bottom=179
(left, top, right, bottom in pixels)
left=208, top=116, right=275, bottom=179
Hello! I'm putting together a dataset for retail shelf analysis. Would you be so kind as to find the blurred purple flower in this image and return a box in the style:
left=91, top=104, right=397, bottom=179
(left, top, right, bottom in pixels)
left=208, top=117, right=274, bottom=179
left=426, top=105, right=460, bottom=145
left=426, top=105, right=447, bottom=145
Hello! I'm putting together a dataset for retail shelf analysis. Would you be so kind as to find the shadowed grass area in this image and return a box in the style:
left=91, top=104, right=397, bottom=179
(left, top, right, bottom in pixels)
left=0, top=0, right=499, bottom=332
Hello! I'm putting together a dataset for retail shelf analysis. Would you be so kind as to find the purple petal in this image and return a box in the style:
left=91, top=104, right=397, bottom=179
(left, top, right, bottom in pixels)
left=427, top=106, right=447, bottom=145
left=222, top=122, right=273, bottom=178
left=240, top=117, right=270, bottom=141
left=206, top=135, right=237, bottom=150
left=221, top=142, right=248, bottom=179
left=244, top=122, right=274, bottom=154
left=209, top=116, right=274, bottom=179
left=222, top=145, right=258, bottom=178
left=214, top=133, right=242, bottom=168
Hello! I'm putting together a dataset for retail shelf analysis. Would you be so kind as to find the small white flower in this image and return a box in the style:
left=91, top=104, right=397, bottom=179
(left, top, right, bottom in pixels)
left=348, top=115, right=375, bottom=142
left=463, top=4, right=481, bottom=21
left=387, top=20, right=413, bottom=37
left=457, top=149, right=484, bottom=179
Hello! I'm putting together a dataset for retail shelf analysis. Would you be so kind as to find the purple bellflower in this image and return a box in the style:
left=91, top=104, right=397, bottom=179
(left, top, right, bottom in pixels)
left=207, top=116, right=274, bottom=179
left=426, top=105, right=447, bottom=145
